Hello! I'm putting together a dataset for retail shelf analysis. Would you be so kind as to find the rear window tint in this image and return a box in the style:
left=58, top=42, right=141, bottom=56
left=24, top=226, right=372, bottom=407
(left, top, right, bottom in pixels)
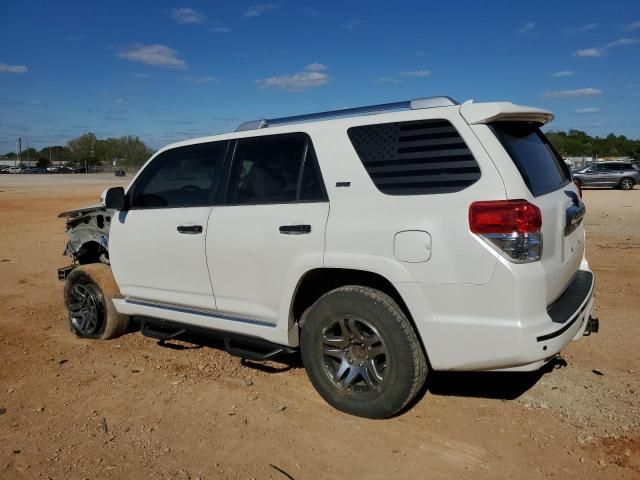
left=347, top=119, right=481, bottom=195
left=491, top=122, right=571, bottom=197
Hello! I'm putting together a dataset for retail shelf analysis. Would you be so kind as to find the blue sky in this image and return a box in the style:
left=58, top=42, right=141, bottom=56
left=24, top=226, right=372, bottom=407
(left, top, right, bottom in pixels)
left=1, top=0, right=639, bottom=153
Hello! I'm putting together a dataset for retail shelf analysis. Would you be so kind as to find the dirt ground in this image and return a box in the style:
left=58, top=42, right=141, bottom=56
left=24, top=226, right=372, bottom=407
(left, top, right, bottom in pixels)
left=0, top=174, right=638, bottom=480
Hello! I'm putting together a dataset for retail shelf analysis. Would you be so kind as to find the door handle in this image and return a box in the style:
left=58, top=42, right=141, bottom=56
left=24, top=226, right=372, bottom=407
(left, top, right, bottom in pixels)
left=177, top=224, right=203, bottom=234
left=279, top=224, right=311, bottom=235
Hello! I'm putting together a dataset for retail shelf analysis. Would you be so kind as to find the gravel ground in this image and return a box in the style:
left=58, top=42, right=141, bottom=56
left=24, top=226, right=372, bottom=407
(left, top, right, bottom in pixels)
left=0, top=175, right=638, bottom=479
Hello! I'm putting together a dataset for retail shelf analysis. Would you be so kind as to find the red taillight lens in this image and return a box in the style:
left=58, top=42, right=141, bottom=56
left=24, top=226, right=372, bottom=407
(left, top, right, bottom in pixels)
left=573, top=179, right=582, bottom=198
left=469, top=200, right=542, bottom=234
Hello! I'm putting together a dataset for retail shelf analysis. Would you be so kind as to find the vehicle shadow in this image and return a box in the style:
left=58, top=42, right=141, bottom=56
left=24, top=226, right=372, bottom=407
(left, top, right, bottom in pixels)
left=144, top=327, right=568, bottom=402
left=424, top=356, right=567, bottom=401
left=152, top=330, right=303, bottom=373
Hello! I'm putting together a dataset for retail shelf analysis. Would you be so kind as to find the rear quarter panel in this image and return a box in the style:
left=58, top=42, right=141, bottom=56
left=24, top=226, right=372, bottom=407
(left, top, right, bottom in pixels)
left=314, top=108, right=506, bottom=286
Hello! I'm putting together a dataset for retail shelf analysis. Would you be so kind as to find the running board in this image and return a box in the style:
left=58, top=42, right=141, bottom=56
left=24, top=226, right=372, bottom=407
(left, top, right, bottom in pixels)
left=58, top=265, right=76, bottom=281
left=223, top=337, right=289, bottom=361
left=137, top=317, right=295, bottom=360
left=140, top=320, right=186, bottom=344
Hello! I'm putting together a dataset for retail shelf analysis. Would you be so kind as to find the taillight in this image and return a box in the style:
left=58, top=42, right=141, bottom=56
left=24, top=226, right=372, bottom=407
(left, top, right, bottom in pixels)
left=469, top=200, right=542, bottom=263
left=573, top=179, right=582, bottom=198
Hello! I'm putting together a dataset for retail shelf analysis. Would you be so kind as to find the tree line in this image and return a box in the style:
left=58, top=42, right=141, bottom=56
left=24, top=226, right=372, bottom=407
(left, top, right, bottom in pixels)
left=546, top=130, right=640, bottom=159
left=2, top=133, right=155, bottom=169
left=2, top=129, right=638, bottom=168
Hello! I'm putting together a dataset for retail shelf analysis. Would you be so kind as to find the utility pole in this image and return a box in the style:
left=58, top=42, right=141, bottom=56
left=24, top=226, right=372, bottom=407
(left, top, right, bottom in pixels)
left=89, top=141, right=94, bottom=175
left=49, top=146, right=52, bottom=167
left=17, top=137, right=22, bottom=167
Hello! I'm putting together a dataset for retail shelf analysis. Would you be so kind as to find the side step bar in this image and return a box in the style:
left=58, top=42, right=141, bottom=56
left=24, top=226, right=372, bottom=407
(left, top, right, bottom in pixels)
left=138, top=317, right=295, bottom=360
left=58, top=265, right=76, bottom=281
left=140, top=320, right=186, bottom=344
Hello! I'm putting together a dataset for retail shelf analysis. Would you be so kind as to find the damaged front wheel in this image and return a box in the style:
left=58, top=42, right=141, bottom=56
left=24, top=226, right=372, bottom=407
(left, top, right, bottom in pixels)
left=64, top=264, right=129, bottom=339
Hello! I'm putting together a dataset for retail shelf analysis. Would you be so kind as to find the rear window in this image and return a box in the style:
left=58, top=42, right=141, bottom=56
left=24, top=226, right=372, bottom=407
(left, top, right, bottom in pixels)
left=348, top=119, right=481, bottom=195
left=492, top=122, right=571, bottom=197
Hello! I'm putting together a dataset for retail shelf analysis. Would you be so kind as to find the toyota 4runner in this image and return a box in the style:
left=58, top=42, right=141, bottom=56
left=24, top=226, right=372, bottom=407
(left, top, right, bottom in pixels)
left=60, top=96, right=598, bottom=418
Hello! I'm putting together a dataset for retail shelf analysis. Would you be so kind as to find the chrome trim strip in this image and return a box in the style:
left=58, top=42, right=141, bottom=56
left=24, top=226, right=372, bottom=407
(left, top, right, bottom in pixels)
left=124, top=297, right=276, bottom=328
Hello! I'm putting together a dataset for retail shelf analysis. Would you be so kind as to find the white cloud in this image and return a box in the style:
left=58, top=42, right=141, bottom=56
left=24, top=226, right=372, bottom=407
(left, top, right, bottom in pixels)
left=574, top=47, right=605, bottom=57
left=0, top=63, right=28, bottom=73
left=544, top=88, right=602, bottom=99
left=626, top=21, right=640, bottom=31
left=115, top=98, right=127, bottom=104
left=209, top=26, right=231, bottom=33
left=303, top=8, right=321, bottom=18
left=345, top=19, right=363, bottom=30
left=244, top=3, right=279, bottom=18
left=566, top=23, right=597, bottom=35
left=305, top=62, right=327, bottom=72
left=400, top=70, right=431, bottom=78
left=184, top=76, right=217, bottom=84
left=374, top=77, right=401, bottom=85
left=575, top=107, right=600, bottom=113
left=551, top=70, right=575, bottom=78
left=256, top=64, right=329, bottom=91
left=607, top=38, right=640, bottom=47
left=517, top=21, right=536, bottom=36
left=576, top=23, right=597, bottom=32
left=117, top=44, right=187, bottom=69
left=171, top=8, right=207, bottom=24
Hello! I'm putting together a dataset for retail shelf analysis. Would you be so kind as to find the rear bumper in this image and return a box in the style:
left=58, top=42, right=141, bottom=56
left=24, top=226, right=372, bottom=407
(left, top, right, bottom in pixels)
left=537, top=270, right=594, bottom=342
left=395, top=268, right=596, bottom=372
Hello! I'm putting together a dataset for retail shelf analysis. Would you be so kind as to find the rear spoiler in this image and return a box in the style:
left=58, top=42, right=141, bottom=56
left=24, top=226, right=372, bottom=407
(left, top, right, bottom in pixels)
left=460, top=102, right=554, bottom=125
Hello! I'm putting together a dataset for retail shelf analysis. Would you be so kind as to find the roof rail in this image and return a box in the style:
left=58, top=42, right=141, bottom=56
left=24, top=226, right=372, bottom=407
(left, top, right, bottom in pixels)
left=235, top=96, right=459, bottom=132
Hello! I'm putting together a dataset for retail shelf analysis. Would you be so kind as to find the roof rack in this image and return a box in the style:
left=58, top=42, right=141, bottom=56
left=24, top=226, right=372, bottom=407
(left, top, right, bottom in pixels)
left=235, top=96, right=459, bottom=132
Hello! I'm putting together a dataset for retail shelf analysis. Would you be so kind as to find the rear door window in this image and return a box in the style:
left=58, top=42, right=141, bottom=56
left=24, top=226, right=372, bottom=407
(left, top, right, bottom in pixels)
left=347, top=119, right=481, bottom=195
left=226, top=133, right=326, bottom=205
left=491, top=122, right=571, bottom=197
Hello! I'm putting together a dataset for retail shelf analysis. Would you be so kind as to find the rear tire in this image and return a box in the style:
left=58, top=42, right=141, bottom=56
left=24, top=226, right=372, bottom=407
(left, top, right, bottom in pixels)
left=300, top=286, right=427, bottom=418
left=64, top=264, right=128, bottom=339
left=619, top=177, right=634, bottom=190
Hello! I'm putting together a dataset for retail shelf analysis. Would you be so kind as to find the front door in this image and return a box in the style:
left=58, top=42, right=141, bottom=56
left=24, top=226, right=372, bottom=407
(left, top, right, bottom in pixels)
left=110, top=140, right=229, bottom=310
left=206, top=133, right=329, bottom=324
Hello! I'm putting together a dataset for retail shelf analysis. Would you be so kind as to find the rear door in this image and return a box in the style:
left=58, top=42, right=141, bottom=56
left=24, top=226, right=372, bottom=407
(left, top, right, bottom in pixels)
left=110, top=141, right=229, bottom=310
left=581, top=164, right=601, bottom=186
left=206, top=133, right=329, bottom=324
left=491, top=122, right=585, bottom=303
left=601, top=163, right=622, bottom=186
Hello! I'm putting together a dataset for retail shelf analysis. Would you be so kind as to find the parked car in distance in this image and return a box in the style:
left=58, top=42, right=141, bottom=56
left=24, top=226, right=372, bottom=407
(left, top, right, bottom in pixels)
left=572, top=161, right=640, bottom=190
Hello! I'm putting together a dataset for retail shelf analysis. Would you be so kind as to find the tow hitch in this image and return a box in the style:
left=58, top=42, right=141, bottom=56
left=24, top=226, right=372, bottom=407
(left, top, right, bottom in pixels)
left=583, top=316, right=599, bottom=336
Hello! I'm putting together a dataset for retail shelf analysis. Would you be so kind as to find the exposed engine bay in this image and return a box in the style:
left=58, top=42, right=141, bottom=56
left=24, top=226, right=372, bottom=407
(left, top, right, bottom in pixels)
left=58, top=204, right=114, bottom=266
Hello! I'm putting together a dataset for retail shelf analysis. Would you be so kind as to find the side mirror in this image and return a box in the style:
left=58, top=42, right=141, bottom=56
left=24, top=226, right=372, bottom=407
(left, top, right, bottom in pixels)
left=104, top=187, right=126, bottom=210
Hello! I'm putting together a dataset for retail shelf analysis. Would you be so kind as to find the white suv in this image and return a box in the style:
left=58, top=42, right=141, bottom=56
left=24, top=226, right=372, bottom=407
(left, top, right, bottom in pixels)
left=62, top=96, right=597, bottom=418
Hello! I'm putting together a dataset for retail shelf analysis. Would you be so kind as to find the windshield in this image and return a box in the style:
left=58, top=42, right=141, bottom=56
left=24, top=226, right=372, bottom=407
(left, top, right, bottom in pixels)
left=491, top=122, right=571, bottom=197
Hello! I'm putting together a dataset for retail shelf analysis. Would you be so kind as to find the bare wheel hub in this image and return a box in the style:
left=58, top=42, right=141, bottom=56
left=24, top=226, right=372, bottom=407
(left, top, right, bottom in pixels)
left=348, top=342, right=367, bottom=364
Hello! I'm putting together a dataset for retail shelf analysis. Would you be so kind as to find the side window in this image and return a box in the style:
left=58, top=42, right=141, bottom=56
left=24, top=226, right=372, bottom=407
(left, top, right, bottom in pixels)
left=227, top=133, right=326, bottom=205
left=347, top=119, right=481, bottom=195
left=130, top=141, right=228, bottom=208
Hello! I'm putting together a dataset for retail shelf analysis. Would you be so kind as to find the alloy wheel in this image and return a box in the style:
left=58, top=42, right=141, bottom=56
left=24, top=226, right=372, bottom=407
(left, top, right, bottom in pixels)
left=68, top=283, right=105, bottom=336
left=321, top=317, right=389, bottom=395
